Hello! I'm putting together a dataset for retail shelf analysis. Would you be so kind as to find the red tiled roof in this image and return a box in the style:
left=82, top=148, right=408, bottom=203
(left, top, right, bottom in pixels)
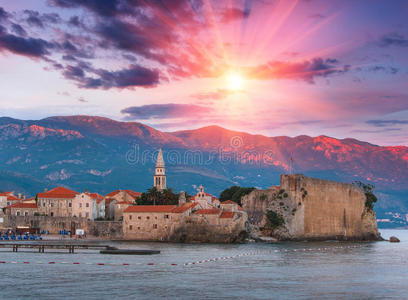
left=37, top=186, right=78, bottom=199
left=124, top=205, right=177, bottom=213
left=105, top=190, right=120, bottom=197
left=171, top=202, right=198, bottom=213
left=0, top=192, right=13, bottom=196
left=7, top=195, right=20, bottom=201
left=238, top=205, right=244, bottom=211
left=124, top=190, right=142, bottom=199
left=5, top=202, right=37, bottom=209
left=221, top=200, right=237, bottom=205
left=85, top=192, right=104, bottom=203
left=193, top=208, right=221, bottom=215
left=105, top=190, right=142, bottom=199
left=220, top=211, right=235, bottom=218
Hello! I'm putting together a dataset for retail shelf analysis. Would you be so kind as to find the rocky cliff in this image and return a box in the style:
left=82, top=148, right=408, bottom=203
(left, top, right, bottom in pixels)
left=242, top=174, right=382, bottom=241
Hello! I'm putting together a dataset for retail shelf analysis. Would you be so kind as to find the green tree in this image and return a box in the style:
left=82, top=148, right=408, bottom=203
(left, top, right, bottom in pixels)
left=219, top=186, right=240, bottom=202
left=219, top=186, right=255, bottom=205
left=266, top=210, right=285, bottom=229
left=137, top=187, right=179, bottom=205
left=353, top=181, right=378, bottom=211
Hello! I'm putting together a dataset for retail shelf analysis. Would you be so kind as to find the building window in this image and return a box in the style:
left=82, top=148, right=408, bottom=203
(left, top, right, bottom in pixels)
left=7, top=202, right=10, bottom=206
left=16, top=211, right=20, bottom=216
left=137, top=227, right=140, bottom=230
left=69, top=202, right=72, bottom=207
left=50, top=212, right=54, bottom=217
left=164, top=215, right=169, bottom=219
left=68, top=213, right=72, bottom=217
left=147, top=216, right=150, bottom=220
left=153, top=224, right=158, bottom=229
left=86, top=212, right=89, bottom=218
left=129, top=215, right=132, bottom=220
left=155, top=216, right=158, bottom=220
left=129, top=225, right=133, bottom=230
left=79, top=203, right=82, bottom=208
left=24, top=211, right=29, bottom=216
left=51, top=203, right=54, bottom=207
left=43, top=202, right=45, bottom=207
left=86, top=203, right=89, bottom=208
left=138, top=216, right=141, bottom=220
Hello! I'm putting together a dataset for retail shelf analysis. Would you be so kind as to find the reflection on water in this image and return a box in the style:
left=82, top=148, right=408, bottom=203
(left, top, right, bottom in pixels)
left=0, top=229, right=406, bottom=299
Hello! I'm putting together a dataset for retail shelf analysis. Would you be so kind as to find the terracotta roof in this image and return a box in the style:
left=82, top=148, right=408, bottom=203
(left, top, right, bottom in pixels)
left=171, top=202, right=198, bottom=213
left=7, top=195, right=21, bottom=201
left=124, top=205, right=177, bottom=213
left=238, top=205, right=244, bottom=211
left=105, top=190, right=120, bottom=197
left=193, top=208, right=221, bottom=215
left=5, top=202, right=37, bottom=209
left=124, top=190, right=142, bottom=199
left=220, top=211, right=235, bottom=218
left=0, top=192, right=13, bottom=196
left=37, top=186, right=78, bottom=199
left=85, top=192, right=104, bottom=203
left=221, top=200, right=237, bottom=205
left=105, top=189, right=142, bottom=199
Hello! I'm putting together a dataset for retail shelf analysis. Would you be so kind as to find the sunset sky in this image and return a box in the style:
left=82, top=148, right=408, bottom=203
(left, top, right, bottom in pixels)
left=1, top=0, right=407, bottom=146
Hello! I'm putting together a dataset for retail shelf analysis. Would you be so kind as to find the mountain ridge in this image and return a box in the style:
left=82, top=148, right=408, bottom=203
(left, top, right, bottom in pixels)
left=0, top=115, right=407, bottom=216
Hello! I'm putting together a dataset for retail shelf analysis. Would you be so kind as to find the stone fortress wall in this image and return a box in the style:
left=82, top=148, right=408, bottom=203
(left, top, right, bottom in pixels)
left=242, top=174, right=380, bottom=241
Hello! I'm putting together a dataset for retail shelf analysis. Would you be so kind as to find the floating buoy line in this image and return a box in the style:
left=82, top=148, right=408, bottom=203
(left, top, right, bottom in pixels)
left=0, top=244, right=367, bottom=267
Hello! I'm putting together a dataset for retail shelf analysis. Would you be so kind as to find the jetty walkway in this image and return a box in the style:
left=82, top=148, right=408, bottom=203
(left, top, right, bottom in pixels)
left=0, top=242, right=116, bottom=253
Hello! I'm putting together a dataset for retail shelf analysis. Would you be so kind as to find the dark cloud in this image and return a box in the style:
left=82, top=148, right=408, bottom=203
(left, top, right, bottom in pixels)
left=0, top=28, right=54, bottom=57
left=367, top=65, right=399, bottom=74
left=62, top=63, right=160, bottom=89
left=121, top=103, right=212, bottom=120
left=366, top=120, right=408, bottom=127
left=0, top=7, right=9, bottom=23
left=68, top=16, right=81, bottom=26
left=378, top=33, right=408, bottom=47
left=49, top=0, right=131, bottom=17
left=11, top=23, right=27, bottom=36
left=23, top=10, right=61, bottom=28
left=351, top=128, right=401, bottom=133
left=246, top=57, right=350, bottom=83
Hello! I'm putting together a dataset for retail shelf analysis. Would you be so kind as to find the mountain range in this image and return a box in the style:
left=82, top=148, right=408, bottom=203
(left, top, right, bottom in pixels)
left=0, top=115, right=407, bottom=216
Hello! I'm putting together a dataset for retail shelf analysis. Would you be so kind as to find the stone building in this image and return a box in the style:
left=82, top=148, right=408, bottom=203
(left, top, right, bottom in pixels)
left=4, top=202, right=38, bottom=217
left=122, top=197, right=248, bottom=242
left=153, top=148, right=166, bottom=191
left=0, top=192, right=25, bottom=208
left=37, top=186, right=79, bottom=217
left=241, top=174, right=381, bottom=241
left=72, top=192, right=105, bottom=220
left=190, top=185, right=220, bottom=209
left=104, top=189, right=141, bottom=221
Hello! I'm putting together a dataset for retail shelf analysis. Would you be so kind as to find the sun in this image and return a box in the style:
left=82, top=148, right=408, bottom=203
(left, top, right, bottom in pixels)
left=226, top=71, right=244, bottom=91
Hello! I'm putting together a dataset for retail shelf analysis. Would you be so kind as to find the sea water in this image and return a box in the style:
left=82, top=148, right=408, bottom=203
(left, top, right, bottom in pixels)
left=0, top=229, right=407, bottom=299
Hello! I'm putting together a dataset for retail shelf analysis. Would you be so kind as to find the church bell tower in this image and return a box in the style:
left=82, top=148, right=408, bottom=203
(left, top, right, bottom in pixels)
left=154, top=148, right=166, bottom=191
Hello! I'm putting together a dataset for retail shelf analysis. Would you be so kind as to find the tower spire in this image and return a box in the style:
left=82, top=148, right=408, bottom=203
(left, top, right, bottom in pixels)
left=153, top=147, right=166, bottom=191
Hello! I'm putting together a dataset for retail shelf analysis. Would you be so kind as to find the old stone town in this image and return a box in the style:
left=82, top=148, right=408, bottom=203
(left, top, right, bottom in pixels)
left=0, top=148, right=381, bottom=242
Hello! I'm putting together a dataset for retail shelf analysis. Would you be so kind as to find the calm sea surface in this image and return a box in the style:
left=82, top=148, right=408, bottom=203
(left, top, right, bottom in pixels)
left=0, top=229, right=407, bottom=299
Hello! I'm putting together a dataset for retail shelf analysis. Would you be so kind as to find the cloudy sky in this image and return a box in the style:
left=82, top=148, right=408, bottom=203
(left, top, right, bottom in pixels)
left=0, top=0, right=407, bottom=146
